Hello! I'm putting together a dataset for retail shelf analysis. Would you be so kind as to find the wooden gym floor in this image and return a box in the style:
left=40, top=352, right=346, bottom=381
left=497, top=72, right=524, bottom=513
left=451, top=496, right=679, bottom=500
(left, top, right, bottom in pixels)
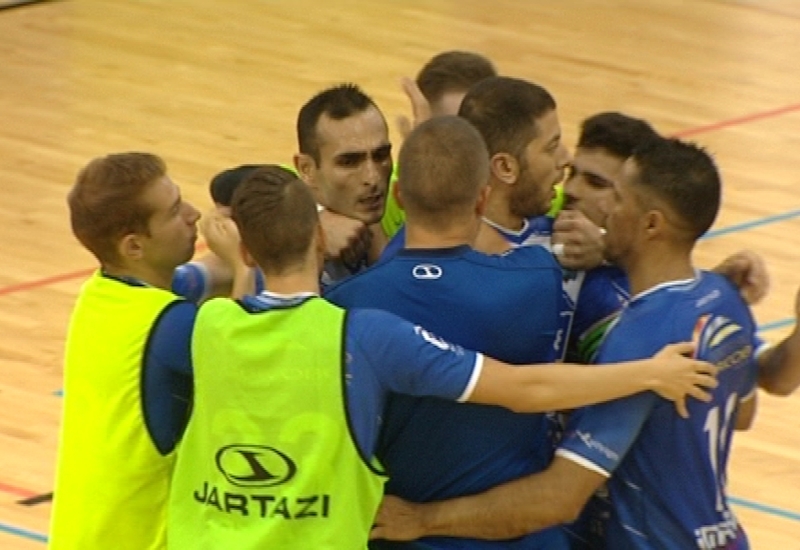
left=1, top=0, right=798, bottom=547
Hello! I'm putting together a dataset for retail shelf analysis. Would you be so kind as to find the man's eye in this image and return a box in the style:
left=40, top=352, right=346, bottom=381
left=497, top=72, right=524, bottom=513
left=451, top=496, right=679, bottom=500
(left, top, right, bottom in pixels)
left=372, top=147, right=392, bottom=162
left=338, top=156, right=361, bottom=167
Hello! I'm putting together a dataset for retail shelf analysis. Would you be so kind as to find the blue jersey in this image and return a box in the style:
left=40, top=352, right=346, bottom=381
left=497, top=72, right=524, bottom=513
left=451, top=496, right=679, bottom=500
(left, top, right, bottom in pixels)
left=558, top=271, right=757, bottom=550
left=568, top=264, right=630, bottom=364
left=326, top=245, right=571, bottom=549
left=143, top=292, right=481, bottom=459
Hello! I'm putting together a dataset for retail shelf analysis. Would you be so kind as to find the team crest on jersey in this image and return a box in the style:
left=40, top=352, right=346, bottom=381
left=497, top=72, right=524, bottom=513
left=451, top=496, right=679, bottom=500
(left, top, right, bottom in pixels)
left=692, top=315, right=751, bottom=371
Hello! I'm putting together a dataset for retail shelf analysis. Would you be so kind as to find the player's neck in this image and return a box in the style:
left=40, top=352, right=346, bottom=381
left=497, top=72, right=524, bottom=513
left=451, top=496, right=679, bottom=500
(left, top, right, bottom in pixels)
left=626, top=250, right=695, bottom=297
left=261, top=246, right=322, bottom=295
left=102, top=262, right=173, bottom=291
left=404, top=220, right=478, bottom=250
left=482, top=189, right=525, bottom=232
left=474, top=221, right=513, bottom=255
left=367, top=223, right=388, bottom=264
left=263, top=268, right=321, bottom=296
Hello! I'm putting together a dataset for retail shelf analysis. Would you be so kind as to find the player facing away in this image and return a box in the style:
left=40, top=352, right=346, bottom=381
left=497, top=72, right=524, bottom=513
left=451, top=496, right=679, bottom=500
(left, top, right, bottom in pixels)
left=370, top=137, right=758, bottom=550
left=327, top=115, right=573, bottom=548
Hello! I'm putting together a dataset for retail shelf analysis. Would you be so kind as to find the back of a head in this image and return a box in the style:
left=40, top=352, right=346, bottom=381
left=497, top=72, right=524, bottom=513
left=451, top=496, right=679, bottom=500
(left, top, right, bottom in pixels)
left=631, top=138, right=721, bottom=241
left=297, top=83, right=376, bottom=163
left=398, top=115, right=489, bottom=228
left=578, top=112, right=660, bottom=159
left=68, top=152, right=166, bottom=265
left=458, top=76, right=556, bottom=157
left=210, top=164, right=267, bottom=207
left=416, top=51, right=497, bottom=105
left=230, top=165, right=318, bottom=274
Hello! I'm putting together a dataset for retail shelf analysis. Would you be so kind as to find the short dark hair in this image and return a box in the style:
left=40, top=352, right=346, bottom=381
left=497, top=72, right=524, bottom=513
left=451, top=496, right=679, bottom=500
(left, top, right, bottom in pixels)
left=398, top=116, right=489, bottom=230
left=416, top=51, right=497, bottom=105
left=297, top=83, right=377, bottom=164
left=459, top=76, right=556, bottom=157
left=577, top=112, right=660, bottom=159
left=631, top=138, right=721, bottom=240
left=209, top=164, right=266, bottom=206
left=231, top=165, right=318, bottom=274
left=68, top=152, right=166, bottom=265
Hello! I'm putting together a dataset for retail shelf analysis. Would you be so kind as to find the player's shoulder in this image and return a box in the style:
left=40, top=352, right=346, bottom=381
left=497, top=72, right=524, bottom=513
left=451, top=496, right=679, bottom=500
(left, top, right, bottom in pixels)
left=323, top=259, right=394, bottom=301
left=345, top=307, right=425, bottom=349
left=467, top=244, right=560, bottom=272
left=665, top=270, right=745, bottom=313
left=629, top=271, right=749, bottom=337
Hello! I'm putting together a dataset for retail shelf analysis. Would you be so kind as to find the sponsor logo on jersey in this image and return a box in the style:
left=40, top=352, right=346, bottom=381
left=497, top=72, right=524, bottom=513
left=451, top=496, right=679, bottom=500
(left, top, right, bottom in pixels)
left=191, top=445, right=331, bottom=519
left=412, top=263, right=443, bottom=280
left=576, top=430, right=620, bottom=462
left=216, top=444, right=296, bottom=487
left=693, top=315, right=752, bottom=371
left=695, top=288, right=721, bottom=308
left=694, top=509, right=741, bottom=549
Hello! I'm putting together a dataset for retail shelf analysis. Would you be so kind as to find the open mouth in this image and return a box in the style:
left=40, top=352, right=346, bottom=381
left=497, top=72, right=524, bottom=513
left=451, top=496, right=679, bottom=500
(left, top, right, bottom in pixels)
left=360, top=193, right=384, bottom=210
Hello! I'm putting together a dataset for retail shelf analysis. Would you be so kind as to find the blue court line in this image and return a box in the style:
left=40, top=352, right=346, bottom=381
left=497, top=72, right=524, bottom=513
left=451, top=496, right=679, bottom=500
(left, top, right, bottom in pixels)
left=759, top=318, right=795, bottom=332
left=702, top=209, right=800, bottom=240
left=730, top=496, right=800, bottom=522
left=0, top=521, right=47, bottom=543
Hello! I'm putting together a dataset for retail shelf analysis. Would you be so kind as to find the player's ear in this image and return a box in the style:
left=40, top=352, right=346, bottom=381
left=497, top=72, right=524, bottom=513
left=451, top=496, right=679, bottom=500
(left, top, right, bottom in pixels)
left=489, top=152, right=518, bottom=186
left=643, top=209, right=666, bottom=238
left=294, top=153, right=316, bottom=186
left=118, top=233, right=145, bottom=262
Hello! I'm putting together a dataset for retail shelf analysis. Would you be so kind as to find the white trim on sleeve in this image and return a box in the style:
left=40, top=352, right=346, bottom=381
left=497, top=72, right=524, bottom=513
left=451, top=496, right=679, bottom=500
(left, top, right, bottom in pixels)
left=555, top=448, right=612, bottom=479
left=457, top=353, right=484, bottom=402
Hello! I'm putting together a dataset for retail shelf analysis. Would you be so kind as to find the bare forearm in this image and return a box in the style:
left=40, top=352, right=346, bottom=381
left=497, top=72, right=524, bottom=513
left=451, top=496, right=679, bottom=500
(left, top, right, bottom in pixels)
left=477, top=359, right=670, bottom=413
left=421, top=480, right=566, bottom=539
left=759, top=331, right=800, bottom=395
left=415, top=459, right=601, bottom=540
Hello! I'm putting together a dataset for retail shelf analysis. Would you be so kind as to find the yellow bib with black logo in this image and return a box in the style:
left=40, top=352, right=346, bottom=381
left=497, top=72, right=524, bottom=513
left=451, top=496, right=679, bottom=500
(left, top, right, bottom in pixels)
left=49, top=271, right=179, bottom=550
left=168, top=296, right=385, bottom=549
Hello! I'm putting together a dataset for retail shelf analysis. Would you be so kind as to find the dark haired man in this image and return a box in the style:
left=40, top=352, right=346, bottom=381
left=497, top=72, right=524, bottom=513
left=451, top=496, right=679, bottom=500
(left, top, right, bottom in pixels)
left=294, top=83, right=392, bottom=286
left=371, top=138, right=760, bottom=550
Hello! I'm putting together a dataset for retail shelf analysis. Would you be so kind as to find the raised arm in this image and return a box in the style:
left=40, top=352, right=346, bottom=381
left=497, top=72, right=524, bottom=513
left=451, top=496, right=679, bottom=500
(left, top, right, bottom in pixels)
left=758, top=285, right=800, bottom=395
left=711, top=249, right=769, bottom=305
left=471, top=342, right=717, bottom=417
left=200, top=210, right=254, bottom=299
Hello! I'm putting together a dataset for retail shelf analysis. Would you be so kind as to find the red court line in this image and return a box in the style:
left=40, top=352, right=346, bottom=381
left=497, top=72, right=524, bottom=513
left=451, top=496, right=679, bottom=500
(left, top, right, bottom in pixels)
left=0, top=243, right=208, bottom=297
left=0, top=268, right=94, bottom=297
left=0, top=482, right=37, bottom=500
left=674, top=102, right=800, bottom=138
left=1, top=102, right=799, bottom=299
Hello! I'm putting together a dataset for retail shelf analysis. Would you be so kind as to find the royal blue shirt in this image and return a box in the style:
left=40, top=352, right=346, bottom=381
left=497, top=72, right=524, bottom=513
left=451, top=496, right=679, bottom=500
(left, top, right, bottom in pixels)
left=142, top=292, right=482, bottom=460
left=558, top=271, right=757, bottom=550
left=326, top=245, right=571, bottom=550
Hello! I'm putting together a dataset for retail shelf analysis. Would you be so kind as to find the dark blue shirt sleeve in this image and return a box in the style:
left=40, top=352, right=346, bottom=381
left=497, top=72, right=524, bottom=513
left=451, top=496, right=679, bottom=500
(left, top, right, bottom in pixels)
left=171, top=262, right=210, bottom=303
left=343, top=308, right=482, bottom=462
left=142, top=300, right=197, bottom=455
left=557, top=390, right=657, bottom=476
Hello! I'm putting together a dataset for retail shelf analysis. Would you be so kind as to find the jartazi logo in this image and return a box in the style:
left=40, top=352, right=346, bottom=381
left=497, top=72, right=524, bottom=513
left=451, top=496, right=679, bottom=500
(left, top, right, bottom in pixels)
left=215, top=445, right=297, bottom=487
left=412, top=264, right=443, bottom=280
